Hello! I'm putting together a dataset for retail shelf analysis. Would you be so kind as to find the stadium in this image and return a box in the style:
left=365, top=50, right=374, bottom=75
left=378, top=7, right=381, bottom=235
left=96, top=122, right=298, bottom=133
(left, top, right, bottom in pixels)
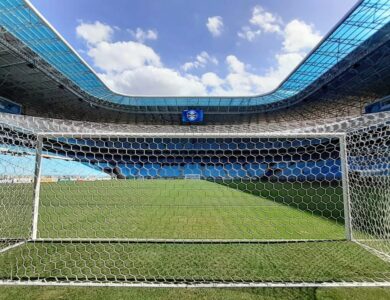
left=0, top=0, right=389, bottom=295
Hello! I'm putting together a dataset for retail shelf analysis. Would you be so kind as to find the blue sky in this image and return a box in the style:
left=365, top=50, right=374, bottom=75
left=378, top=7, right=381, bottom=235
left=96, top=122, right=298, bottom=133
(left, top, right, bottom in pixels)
left=30, top=0, right=357, bottom=96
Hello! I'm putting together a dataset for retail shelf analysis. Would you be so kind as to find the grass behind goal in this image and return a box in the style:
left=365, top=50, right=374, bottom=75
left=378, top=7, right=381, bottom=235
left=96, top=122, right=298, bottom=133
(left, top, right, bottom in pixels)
left=36, top=179, right=344, bottom=240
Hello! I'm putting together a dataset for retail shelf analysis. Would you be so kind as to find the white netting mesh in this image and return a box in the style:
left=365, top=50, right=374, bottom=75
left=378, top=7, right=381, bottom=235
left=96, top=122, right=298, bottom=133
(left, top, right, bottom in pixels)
left=347, top=121, right=390, bottom=263
left=0, top=113, right=389, bottom=287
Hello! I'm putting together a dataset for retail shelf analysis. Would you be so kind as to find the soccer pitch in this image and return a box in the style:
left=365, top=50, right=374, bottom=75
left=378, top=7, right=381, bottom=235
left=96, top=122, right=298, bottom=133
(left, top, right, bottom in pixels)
left=38, top=179, right=345, bottom=240
left=0, top=179, right=389, bottom=284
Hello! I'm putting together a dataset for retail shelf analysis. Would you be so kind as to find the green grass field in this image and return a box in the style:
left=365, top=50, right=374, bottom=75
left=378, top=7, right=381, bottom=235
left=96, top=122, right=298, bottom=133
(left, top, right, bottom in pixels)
left=0, top=286, right=390, bottom=300
left=36, top=179, right=345, bottom=240
left=0, top=179, right=389, bottom=289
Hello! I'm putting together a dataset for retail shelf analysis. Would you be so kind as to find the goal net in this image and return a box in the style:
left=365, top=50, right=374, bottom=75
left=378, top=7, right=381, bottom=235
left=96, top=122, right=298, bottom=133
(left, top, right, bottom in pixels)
left=0, top=113, right=389, bottom=287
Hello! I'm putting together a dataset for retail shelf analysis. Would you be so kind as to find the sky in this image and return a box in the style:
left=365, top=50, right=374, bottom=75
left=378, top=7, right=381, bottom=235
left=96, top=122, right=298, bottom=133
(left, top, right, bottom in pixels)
left=30, top=0, right=358, bottom=97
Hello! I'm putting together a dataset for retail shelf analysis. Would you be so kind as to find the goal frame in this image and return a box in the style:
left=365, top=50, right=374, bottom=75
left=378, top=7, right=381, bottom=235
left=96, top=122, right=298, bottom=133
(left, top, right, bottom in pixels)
left=3, top=130, right=389, bottom=288
left=29, top=132, right=352, bottom=243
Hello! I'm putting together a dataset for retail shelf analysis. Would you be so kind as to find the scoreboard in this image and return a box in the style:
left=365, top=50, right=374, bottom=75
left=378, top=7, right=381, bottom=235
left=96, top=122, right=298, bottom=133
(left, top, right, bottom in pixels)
left=182, top=109, right=204, bottom=124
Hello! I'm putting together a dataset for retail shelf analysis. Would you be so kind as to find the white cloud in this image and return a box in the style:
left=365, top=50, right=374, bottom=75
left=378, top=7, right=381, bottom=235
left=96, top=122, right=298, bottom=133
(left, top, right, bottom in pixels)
left=223, top=55, right=279, bottom=95
left=182, top=51, right=218, bottom=72
left=230, top=5, right=323, bottom=95
left=88, top=41, right=161, bottom=72
left=77, top=22, right=207, bottom=96
left=238, top=6, right=282, bottom=41
left=283, top=19, right=322, bottom=53
left=201, top=72, right=224, bottom=87
left=250, top=5, right=282, bottom=33
left=213, top=17, right=322, bottom=95
left=202, top=52, right=304, bottom=96
left=218, top=17, right=320, bottom=95
left=99, top=66, right=206, bottom=96
left=128, top=28, right=158, bottom=43
left=206, top=16, right=224, bottom=37
left=84, top=38, right=308, bottom=96
left=76, top=21, right=114, bottom=45
left=237, top=26, right=261, bottom=42
left=77, top=11, right=322, bottom=97
left=226, top=55, right=246, bottom=74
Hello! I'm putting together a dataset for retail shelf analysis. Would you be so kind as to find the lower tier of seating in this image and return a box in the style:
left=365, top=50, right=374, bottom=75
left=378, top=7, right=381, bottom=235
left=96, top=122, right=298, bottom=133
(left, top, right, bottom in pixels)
left=105, top=159, right=342, bottom=181
left=0, top=154, right=110, bottom=179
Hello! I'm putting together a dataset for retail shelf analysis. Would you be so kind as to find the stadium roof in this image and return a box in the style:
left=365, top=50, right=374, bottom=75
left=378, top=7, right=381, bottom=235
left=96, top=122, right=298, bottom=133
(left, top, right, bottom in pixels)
left=0, top=0, right=389, bottom=110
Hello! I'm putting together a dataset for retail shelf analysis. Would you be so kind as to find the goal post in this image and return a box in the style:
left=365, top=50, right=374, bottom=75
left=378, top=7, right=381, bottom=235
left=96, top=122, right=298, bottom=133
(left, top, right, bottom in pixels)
left=0, top=123, right=37, bottom=254
left=339, top=135, right=353, bottom=241
left=0, top=117, right=389, bottom=287
left=31, top=136, right=43, bottom=241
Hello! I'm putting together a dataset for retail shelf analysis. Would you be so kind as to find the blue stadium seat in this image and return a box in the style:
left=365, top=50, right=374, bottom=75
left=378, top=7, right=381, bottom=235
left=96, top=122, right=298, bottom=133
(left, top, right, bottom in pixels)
left=204, top=165, right=226, bottom=178
left=245, top=164, right=267, bottom=178
left=183, top=163, right=201, bottom=174
left=160, top=165, right=181, bottom=178
left=225, top=163, right=248, bottom=178
left=0, top=154, right=110, bottom=178
left=118, top=164, right=139, bottom=177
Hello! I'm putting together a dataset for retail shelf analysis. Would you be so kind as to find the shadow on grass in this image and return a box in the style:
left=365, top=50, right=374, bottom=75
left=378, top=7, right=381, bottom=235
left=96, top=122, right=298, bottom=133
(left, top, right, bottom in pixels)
left=214, top=179, right=345, bottom=223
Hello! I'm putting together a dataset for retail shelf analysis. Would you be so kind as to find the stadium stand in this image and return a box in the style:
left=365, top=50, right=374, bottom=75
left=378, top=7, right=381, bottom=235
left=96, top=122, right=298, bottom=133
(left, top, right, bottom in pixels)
left=0, top=150, right=110, bottom=180
left=365, top=95, right=390, bottom=114
left=0, top=96, right=21, bottom=115
left=0, top=0, right=388, bottom=124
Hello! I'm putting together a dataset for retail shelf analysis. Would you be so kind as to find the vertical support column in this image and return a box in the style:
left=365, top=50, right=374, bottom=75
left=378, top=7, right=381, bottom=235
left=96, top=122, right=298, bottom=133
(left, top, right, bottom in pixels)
left=339, top=134, right=353, bottom=241
left=31, top=135, right=43, bottom=240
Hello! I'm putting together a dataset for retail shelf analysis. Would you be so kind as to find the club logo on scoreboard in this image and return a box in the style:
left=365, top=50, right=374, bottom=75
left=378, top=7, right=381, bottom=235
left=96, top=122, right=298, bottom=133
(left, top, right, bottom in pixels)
left=186, top=110, right=198, bottom=121
left=182, top=109, right=204, bottom=123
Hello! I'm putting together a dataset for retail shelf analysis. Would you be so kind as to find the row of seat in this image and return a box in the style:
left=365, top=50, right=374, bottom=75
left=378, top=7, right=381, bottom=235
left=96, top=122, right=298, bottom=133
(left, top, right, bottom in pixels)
left=56, top=138, right=327, bottom=151
left=0, top=150, right=342, bottom=181
left=107, top=160, right=342, bottom=180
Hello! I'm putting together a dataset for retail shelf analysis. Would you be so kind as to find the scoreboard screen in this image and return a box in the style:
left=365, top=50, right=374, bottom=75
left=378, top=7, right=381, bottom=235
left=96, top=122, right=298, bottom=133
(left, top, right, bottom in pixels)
left=182, top=109, right=204, bottom=123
